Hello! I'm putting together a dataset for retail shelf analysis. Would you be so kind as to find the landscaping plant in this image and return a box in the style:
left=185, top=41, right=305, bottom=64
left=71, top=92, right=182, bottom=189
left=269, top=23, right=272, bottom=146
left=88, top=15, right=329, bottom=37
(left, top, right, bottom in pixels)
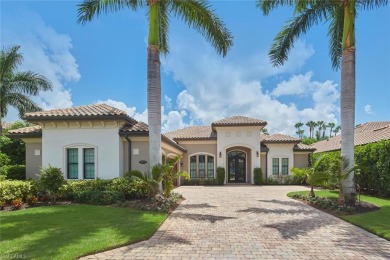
left=253, top=168, right=263, bottom=185
left=37, top=166, right=65, bottom=204
left=216, top=167, right=225, bottom=185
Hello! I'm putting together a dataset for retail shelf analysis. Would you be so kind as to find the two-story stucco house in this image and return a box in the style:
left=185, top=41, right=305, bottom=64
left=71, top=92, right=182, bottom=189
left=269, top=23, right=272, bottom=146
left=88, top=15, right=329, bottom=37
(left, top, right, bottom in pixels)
left=8, top=104, right=315, bottom=184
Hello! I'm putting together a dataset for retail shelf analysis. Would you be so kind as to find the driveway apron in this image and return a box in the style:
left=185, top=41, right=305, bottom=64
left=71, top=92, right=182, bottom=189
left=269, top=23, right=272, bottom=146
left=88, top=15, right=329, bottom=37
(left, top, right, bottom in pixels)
left=81, top=185, right=390, bottom=259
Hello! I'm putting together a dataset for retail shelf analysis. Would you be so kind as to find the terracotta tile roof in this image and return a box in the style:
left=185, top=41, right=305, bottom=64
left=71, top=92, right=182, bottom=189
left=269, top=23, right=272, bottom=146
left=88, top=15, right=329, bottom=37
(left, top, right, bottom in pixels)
left=164, top=126, right=216, bottom=140
left=24, top=104, right=136, bottom=123
left=120, top=122, right=149, bottom=133
left=355, top=121, right=390, bottom=133
left=262, top=134, right=301, bottom=143
left=211, top=115, right=266, bottom=130
left=7, top=125, right=42, bottom=136
left=1, top=121, right=13, bottom=129
left=294, top=143, right=316, bottom=151
left=312, top=121, right=390, bottom=153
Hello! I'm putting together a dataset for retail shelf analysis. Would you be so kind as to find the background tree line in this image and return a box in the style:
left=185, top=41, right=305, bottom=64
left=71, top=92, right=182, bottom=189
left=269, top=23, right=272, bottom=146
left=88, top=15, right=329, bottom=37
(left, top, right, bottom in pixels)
left=294, top=121, right=341, bottom=145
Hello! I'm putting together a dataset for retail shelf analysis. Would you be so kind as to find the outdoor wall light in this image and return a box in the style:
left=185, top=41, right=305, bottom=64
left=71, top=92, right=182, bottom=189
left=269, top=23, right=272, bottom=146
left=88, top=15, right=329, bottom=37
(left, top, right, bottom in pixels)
left=219, top=152, right=222, bottom=158
left=256, top=151, right=259, bottom=157
left=180, top=161, right=184, bottom=167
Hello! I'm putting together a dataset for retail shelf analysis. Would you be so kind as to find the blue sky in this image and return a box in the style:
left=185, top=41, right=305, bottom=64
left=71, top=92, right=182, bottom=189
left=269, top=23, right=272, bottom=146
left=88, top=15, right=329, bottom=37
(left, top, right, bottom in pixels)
left=1, top=1, right=389, bottom=135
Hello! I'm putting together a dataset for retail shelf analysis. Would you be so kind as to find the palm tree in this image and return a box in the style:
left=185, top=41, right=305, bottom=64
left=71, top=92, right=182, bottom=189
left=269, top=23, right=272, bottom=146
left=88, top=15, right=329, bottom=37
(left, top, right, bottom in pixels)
left=258, top=0, right=388, bottom=205
left=328, top=122, right=335, bottom=137
left=333, top=125, right=341, bottom=136
left=317, top=121, right=324, bottom=140
left=306, top=121, right=316, bottom=138
left=78, top=0, right=233, bottom=172
left=322, top=122, right=327, bottom=139
left=0, top=45, right=52, bottom=133
left=296, top=129, right=304, bottom=139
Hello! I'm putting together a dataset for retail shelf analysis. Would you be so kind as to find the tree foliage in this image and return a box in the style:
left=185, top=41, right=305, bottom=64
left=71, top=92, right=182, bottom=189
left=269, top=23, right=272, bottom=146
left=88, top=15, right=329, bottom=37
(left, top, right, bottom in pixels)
left=0, top=45, right=52, bottom=132
left=311, top=140, right=390, bottom=197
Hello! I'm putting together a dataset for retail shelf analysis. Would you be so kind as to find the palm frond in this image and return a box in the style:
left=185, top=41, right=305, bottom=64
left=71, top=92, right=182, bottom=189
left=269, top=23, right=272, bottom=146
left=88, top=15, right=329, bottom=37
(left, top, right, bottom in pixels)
left=257, top=0, right=296, bottom=15
left=327, top=4, right=343, bottom=70
left=0, top=45, right=23, bottom=82
left=10, top=71, right=53, bottom=94
left=159, top=1, right=170, bottom=54
left=169, top=0, right=233, bottom=57
left=357, top=0, right=388, bottom=10
left=6, top=92, right=42, bottom=117
left=268, top=1, right=333, bottom=67
left=77, top=0, right=145, bottom=24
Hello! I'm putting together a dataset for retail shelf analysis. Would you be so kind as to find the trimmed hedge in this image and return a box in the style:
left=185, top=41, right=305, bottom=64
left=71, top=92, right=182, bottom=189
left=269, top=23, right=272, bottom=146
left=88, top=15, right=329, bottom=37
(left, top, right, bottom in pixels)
left=61, top=178, right=148, bottom=200
left=312, top=140, right=390, bottom=197
left=74, top=190, right=125, bottom=205
left=216, top=167, right=225, bottom=185
left=0, top=180, right=31, bottom=202
left=253, top=168, right=263, bottom=185
left=182, top=178, right=217, bottom=186
left=6, top=165, right=26, bottom=180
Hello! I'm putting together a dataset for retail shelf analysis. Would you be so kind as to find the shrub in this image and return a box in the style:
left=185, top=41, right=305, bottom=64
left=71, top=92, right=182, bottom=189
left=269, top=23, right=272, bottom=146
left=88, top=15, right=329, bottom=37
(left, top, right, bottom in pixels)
left=216, top=167, right=225, bottom=185
left=5, top=165, right=26, bottom=180
left=109, top=178, right=148, bottom=199
left=182, top=178, right=217, bottom=186
left=253, top=168, right=263, bottom=185
left=0, top=152, right=10, bottom=167
left=265, top=177, right=280, bottom=185
left=38, top=166, right=66, bottom=204
left=0, top=165, right=11, bottom=179
left=312, top=140, right=390, bottom=197
left=60, top=179, right=112, bottom=200
left=0, top=180, right=31, bottom=202
left=74, top=190, right=125, bottom=205
left=11, top=198, right=23, bottom=210
left=124, top=170, right=143, bottom=179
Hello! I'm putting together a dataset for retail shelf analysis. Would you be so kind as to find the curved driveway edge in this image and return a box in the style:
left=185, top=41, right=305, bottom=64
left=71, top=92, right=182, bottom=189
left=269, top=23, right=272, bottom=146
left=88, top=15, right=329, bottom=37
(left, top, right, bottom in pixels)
left=81, top=185, right=390, bottom=259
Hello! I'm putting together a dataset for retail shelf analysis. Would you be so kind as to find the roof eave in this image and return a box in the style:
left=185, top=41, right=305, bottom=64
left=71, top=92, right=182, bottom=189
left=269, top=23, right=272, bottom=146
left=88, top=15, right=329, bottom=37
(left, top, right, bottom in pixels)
left=173, top=137, right=217, bottom=141
left=24, top=114, right=136, bottom=124
left=263, top=140, right=301, bottom=144
left=7, top=133, right=42, bottom=138
left=211, top=122, right=267, bottom=131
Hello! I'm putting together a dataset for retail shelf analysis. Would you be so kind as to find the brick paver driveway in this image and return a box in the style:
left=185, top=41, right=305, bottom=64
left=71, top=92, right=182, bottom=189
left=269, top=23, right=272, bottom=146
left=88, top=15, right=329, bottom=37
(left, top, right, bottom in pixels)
left=82, top=186, right=390, bottom=259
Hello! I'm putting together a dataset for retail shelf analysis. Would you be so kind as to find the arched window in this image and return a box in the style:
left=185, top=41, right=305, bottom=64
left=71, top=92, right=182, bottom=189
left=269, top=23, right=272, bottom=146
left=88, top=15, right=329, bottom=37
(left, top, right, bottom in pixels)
left=189, top=154, right=215, bottom=178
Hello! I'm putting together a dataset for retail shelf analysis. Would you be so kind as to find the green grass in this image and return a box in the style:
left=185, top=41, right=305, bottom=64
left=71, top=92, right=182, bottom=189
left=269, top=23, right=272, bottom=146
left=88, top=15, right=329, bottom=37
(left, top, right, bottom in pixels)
left=0, top=205, right=167, bottom=260
left=288, top=190, right=390, bottom=240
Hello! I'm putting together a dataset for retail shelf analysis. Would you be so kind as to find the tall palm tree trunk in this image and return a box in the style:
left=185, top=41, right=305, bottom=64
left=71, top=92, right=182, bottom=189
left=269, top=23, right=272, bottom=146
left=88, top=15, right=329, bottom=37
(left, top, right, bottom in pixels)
left=341, top=0, right=356, bottom=206
left=147, top=1, right=162, bottom=173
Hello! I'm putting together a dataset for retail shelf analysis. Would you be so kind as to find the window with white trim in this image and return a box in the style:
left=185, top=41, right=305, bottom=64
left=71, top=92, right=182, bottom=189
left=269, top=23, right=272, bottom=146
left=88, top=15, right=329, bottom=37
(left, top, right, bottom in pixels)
left=189, top=154, right=215, bottom=178
left=66, top=147, right=96, bottom=179
left=272, top=158, right=289, bottom=176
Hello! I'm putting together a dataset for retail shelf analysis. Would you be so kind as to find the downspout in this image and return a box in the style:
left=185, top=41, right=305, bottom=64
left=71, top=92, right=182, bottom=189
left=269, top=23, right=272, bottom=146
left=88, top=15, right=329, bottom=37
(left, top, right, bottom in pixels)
left=124, top=135, right=132, bottom=171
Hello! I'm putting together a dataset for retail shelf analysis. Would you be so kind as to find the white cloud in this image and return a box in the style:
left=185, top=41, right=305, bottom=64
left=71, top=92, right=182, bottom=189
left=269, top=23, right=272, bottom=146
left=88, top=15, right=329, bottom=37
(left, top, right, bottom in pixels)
left=162, top=110, right=188, bottom=133
left=272, top=72, right=313, bottom=97
left=3, top=10, right=79, bottom=121
left=96, top=99, right=187, bottom=133
left=164, top=95, right=172, bottom=109
left=97, top=99, right=148, bottom=122
left=162, top=38, right=338, bottom=134
left=364, top=104, right=375, bottom=115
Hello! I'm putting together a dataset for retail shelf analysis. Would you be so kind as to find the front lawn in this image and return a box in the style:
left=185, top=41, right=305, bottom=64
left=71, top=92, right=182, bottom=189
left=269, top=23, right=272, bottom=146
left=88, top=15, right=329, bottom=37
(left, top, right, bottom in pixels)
left=0, top=204, right=167, bottom=260
left=288, top=190, right=390, bottom=240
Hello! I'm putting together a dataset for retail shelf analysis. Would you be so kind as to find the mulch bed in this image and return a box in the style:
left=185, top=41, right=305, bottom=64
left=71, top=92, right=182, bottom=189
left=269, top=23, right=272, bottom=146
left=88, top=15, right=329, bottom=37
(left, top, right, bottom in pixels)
left=293, top=197, right=380, bottom=217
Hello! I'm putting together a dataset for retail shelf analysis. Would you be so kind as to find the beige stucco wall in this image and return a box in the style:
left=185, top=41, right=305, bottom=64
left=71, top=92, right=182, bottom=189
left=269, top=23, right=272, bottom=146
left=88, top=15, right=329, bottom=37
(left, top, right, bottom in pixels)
left=24, top=140, right=42, bottom=179
left=130, top=140, right=150, bottom=175
left=294, top=153, right=310, bottom=169
left=260, top=153, right=267, bottom=180
left=178, top=143, right=217, bottom=176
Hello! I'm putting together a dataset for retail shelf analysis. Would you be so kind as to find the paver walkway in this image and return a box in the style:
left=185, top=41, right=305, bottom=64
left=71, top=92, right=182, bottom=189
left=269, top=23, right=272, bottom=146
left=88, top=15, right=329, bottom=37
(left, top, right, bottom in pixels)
left=81, top=185, right=390, bottom=259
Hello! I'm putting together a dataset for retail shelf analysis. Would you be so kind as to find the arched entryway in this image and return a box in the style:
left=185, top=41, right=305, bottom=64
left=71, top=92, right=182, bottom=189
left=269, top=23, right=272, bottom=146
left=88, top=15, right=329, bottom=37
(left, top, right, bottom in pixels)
left=227, top=151, right=246, bottom=183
